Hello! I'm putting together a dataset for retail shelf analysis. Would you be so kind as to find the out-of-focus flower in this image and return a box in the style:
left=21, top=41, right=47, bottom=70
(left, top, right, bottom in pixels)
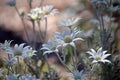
left=73, top=70, right=86, bottom=80
left=87, top=47, right=111, bottom=64
left=6, top=43, right=36, bottom=58
left=19, top=74, right=39, bottom=80
left=0, top=40, right=12, bottom=50
left=90, top=0, right=107, bottom=4
left=41, top=40, right=59, bottom=55
left=41, top=5, right=59, bottom=18
left=6, top=74, right=19, bottom=80
left=6, top=0, right=16, bottom=6
left=55, top=28, right=84, bottom=48
left=58, top=17, right=81, bottom=28
left=79, top=29, right=94, bottom=38
left=28, top=8, right=42, bottom=21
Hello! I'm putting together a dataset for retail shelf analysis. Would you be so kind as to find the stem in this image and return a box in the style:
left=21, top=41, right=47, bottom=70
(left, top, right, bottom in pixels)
left=56, top=52, right=72, bottom=73
left=44, top=55, right=51, bottom=79
left=37, top=20, right=44, bottom=42
left=44, top=18, right=48, bottom=42
left=14, top=6, right=30, bottom=43
left=27, top=0, right=33, bottom=9
left=73, top=48, right=78, bottom=70
left=70, top=47, right=77, bottom=71
left=32, top=21, right=36, bottom=49
left=17, top=57, right=20, bottom=74
left=39, top=0, right=44, bottom=7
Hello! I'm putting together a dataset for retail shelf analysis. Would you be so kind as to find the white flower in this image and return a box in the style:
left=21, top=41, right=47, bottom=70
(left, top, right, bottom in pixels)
left=55, top=28, right=84, bottom=48
left=87, top=47, right=111, bottom=64
left=6, top=43, right=36, bottom=58
left=28, top=7, right=42, bottom=21
left=41, top=5, right=59, bottom=18
left=58, top=17, right=81, bottom=28
left=41, top=40, right=59, bottom=55
left=0, top=40, right=12, bottom=53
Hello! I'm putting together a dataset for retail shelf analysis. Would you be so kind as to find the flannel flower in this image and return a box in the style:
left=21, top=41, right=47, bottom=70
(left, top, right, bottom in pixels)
left=41, top=40, right=59, bottom=55
left=41, top=5, right=59, bottom=18
left=87, top=47, right=111, bottom=64
left=0, top=40, right=12, bottom=51
left=58, top=17, right=81, bottom=29
left=55, top=28, right=84, bottom=49
left=28, top=8, right=42, bottom=21
left=6, top=43, right=36, bottom=58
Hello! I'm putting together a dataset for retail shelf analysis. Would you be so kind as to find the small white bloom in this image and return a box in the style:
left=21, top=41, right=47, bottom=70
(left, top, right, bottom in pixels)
left=87, top=47, right=111, bottom=64
left=41, top=5, right=59, bottom=18
left=0, top=40, right=13, bottom=54
left=28, top=7, right=42, bottom=21
left=58, top=17, right=81, bottom=28
left=6, top=43, right=36, bottom=58
left=41, top=40, right=59, bottom=55
left=55, top=28, right=83, bottom=48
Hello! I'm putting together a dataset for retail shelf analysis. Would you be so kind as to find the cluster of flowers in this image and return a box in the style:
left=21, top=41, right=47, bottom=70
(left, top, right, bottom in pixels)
left=0, top=40, right=36, bottom=59
left=4, top=0, right=112, bottom=79
left=28, top=5, right=59, bottom=21
left=0, top=41, right=36, bottom=80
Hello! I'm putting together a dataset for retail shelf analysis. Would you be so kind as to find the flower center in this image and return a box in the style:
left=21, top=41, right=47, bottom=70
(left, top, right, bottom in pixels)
left=95, top=55, right=101, bottom=61
left=64, top=36, right=73, bottom=43
left=31, top=13, right=39, bottom=20
left=14, top=50, right=22, bottom=56
left=43, top=10, right=50, bottom=15
left=50, top=46, right=56, bottom=50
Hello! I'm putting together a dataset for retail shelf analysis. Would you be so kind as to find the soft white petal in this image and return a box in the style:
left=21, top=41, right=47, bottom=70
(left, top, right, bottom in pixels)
left=92, top=60, right=98, bottom=64
left=97, top=47, right=102, bottom=55
left=90, top=49, right=96, bottom=55
left=73, top=38, right=84, bottom=42
left=70, top=42, right=76, bottom=48
left=101, top=59, right=111, bottom=63
left=101, top=54, right=111, bottom=59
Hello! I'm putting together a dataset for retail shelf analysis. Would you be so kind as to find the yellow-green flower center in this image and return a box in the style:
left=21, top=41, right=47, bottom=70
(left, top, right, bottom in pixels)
left=95, top=55, right=101, bottom=61
left=64, top=36, right=73, bottom=43
left=14, top=50, right=22, bottom=56
left=31, top=13, right=39, bottom=20
left=43, top=10, right=50, bottom=15
left=50, top=46, right=56, bottom=50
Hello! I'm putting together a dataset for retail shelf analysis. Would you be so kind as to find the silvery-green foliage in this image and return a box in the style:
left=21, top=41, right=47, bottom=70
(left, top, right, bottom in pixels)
left=4, top=56, right=17, bottom=67
left=73, top=70, right=86, bottom=80
left=19, top=74, right=40, bottom=80
left=6, top=74, right=19, bottom=80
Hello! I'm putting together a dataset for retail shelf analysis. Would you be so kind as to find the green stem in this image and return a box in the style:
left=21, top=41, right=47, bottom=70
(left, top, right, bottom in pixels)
left=39, top=0, right=44, bottom=7
left=32, top=21, right=36, bottom=49
left=14, top=6, right=30, bottom=43
left=44, top=18, right=48, bottom=42
left=56, top=52, right=72, bottom=73
left=37, top=20, right=44, bottom=42
left=17, top=57, right=20, bottom=74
